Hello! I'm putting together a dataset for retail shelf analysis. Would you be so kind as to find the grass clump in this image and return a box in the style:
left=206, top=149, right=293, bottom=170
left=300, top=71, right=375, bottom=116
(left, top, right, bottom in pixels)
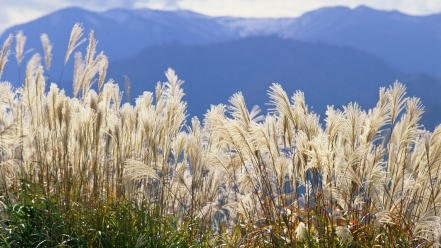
left=0, top=183, right=76, bottom=247
left=0, top=182, right=205, bottom=247
left=0, top=24, right=440, bottom=247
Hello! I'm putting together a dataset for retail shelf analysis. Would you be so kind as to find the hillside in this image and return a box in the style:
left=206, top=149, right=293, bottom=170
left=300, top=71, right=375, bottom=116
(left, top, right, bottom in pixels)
left=1, top=6, right=441, bottom=127
left=110, top=37, right=441, bottom=128
left=0, top=7, right=236, bottom=83
left=3, top=5, right=441, bottom=78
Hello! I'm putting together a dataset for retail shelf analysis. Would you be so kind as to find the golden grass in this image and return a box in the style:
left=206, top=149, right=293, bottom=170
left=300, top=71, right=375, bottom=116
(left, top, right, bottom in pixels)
left=0, top=24, right=440, bottom=247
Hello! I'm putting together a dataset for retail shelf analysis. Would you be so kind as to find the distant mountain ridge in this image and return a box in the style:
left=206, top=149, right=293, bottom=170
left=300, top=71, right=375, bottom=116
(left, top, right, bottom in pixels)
left=0, top=6, right=237, bottom=83
left=223, top=5, right=441, bottom=76
left=1, top=5, right=441, bottom=128
left=109, top=37, right=441, bottom=129
left=3, top=5, right=441, bottom=76
left=0, top=6, right=237, bottom=60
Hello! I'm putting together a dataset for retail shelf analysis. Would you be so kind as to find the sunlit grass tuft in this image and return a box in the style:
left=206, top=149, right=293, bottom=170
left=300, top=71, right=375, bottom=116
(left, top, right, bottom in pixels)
left=0, top=23, right=440, bottom=247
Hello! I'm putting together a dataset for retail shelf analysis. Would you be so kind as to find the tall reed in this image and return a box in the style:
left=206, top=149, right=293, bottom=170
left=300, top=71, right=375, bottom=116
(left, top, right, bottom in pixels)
left=0, top=24, right=440, bottom=247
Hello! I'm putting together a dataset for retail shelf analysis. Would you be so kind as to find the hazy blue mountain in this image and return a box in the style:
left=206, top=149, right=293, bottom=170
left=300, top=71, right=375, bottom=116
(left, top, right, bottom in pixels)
left=0, top=7, right=236, bottom=59
left=1, top=6, right=441, bottom=128
left=0, top=7, right=237, bottom=83
left=109, top=37, right=441, bottom=129
left=223, top=5, right=441, bottom=76
left=3, top=5, right=441, bottom=79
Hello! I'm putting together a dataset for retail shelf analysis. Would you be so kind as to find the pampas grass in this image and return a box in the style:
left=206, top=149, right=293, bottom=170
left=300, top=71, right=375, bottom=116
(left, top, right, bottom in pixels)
left=0, top=24, right=440, bottom=247
left=0, top=34, right=13, bottom=80
left=40, top=33, right=52, bottom=71
left=14, top=31, right=26, bottom=67
left=64, top=23, right=85, bottom=65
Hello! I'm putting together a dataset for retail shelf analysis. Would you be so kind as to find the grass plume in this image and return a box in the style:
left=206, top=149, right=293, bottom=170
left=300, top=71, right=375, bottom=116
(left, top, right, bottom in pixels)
left=0, top=25, right=440, bottom=247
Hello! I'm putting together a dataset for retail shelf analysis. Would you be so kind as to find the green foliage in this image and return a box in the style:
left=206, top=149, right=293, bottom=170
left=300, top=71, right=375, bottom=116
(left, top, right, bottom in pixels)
left=65, top=201, right=198, bottom=248
left=0, top=182, right=207, bottom=248
left=0, top=182, right=79, bottom=247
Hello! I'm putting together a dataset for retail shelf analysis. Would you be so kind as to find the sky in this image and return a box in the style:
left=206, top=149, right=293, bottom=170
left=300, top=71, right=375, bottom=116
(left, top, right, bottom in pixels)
left=1, top=0, right=441, bottom=33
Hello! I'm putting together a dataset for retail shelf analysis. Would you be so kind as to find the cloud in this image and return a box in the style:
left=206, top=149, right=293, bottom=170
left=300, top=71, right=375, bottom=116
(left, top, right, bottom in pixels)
left=67, top=0, right=140, bottom=9
left=134, top=0, right=180, bottom=10
left=0, top=3, right=47, bottom=33
left=175, top=0, right=441, bottom=17
left=0, top=0, right=140, bottom=32
left=2, top=0, right=441, bottom=33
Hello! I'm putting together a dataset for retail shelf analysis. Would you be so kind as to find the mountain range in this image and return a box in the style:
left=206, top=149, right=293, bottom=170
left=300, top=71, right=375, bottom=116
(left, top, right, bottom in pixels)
left=1, top=5, right=440, bottom=128
left=109, top=37, right=441, bottom=128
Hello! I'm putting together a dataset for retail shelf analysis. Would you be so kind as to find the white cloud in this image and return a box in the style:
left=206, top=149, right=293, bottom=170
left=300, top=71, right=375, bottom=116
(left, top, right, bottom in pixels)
left=134, top=0, right=181, bottom=9
left=134, top=0, right=441, bottom=17
left=2, top=0, right=441, bottom=33
left=0, top=7, right=43, bottom=33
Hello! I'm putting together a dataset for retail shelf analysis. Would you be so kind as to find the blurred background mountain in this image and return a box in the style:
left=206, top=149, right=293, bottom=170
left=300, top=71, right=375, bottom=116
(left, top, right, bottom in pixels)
left=1, top=5, right=440, bottom=128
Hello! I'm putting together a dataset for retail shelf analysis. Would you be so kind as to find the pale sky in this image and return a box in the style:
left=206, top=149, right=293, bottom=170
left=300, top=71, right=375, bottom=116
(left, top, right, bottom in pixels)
left=1, top=0, right=441, bottom=33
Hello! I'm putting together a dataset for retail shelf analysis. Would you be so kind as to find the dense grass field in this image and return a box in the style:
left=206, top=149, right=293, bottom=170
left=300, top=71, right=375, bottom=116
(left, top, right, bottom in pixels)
left=0, top=24, right=440, bottom=247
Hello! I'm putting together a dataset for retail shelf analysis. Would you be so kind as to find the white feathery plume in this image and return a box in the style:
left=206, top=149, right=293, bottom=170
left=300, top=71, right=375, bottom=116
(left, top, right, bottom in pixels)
left=64, top=23, right=85, bottom=65
left=336, top=226, right=353, bottom=245
left=229, top=92, right=252, bottom=128
left=15, top=31, right=26, bottom=66
left=72, top=52, right=84, bottom=96
left=24, top=53, right=42, bottom=88
left=85, top=30, right=96, bottom=65
left=387, top=81, right=407, bottom=125
left=0, top=34, right=13, bottom=80
left=295, top=222, right=308, bottom=241
left=98, top=54, right=108, bottom=91
left=268, top=83, right=294, bottom=122
left=40, top=33, right=52, bottom=70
